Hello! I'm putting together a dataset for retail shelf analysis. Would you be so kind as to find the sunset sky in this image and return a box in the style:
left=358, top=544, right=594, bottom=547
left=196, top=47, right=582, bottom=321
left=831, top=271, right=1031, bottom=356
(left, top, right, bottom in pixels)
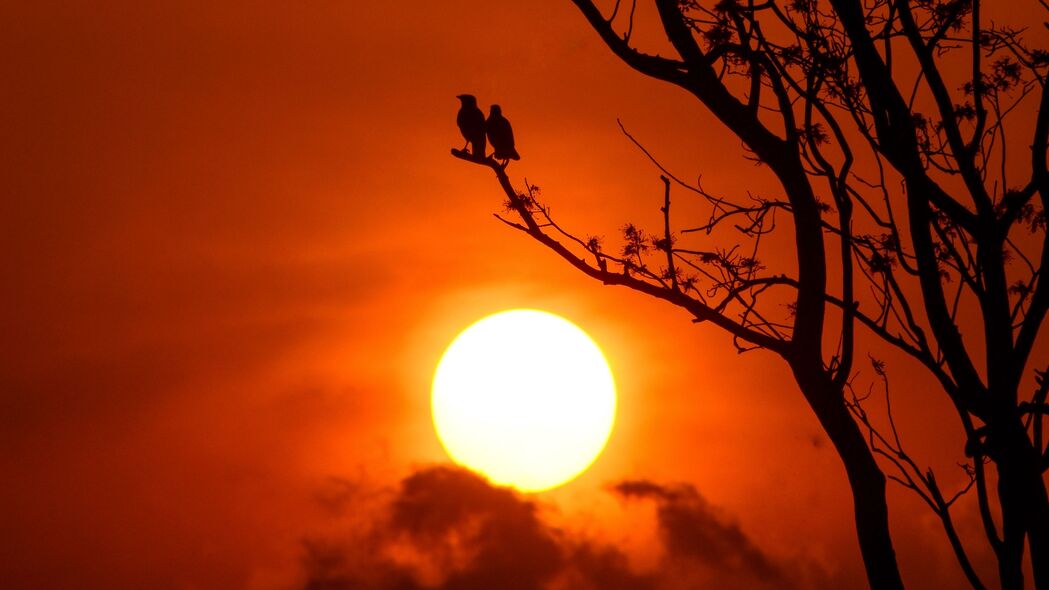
left=3, top=1, right=1044, bottom=588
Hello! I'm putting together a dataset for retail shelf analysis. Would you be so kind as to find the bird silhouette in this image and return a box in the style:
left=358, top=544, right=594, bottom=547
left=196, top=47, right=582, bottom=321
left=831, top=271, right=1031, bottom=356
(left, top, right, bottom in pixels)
left=486, top=104, right=520, bottom=162
left=456, top=94, right=486, bottom=158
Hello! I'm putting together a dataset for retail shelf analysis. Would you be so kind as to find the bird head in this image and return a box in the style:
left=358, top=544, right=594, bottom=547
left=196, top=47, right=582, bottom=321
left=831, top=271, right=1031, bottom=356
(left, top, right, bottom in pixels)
left=489, top=104, right=502, bottom=116
left=456, top=94, right=477, bottom=106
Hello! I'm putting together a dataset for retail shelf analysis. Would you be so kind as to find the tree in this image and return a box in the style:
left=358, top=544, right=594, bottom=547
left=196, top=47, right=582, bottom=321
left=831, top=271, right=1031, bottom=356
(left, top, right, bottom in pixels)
left=452, top=1, right=1049, bottom=588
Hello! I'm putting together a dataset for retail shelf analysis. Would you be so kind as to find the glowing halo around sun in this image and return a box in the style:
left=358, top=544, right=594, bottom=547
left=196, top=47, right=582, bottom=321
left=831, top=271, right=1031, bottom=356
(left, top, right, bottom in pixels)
left=431, top=309, right=617, bottom=492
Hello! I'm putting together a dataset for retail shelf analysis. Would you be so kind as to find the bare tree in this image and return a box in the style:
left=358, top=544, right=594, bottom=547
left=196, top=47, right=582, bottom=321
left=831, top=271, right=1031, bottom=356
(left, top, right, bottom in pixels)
left=452, top=1, right=1049, bottom=588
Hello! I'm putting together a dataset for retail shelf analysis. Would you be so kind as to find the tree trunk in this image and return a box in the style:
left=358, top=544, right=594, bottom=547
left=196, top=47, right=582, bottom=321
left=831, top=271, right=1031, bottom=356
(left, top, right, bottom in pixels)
left=993, top=419, right=1049, bottom=590
left=792, top=363, right=906, bottom=590
left=1026, top=469, right=1049, bottom=590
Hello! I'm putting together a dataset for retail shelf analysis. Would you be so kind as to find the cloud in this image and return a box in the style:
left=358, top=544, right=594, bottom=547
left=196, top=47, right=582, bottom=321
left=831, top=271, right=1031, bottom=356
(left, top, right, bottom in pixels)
left=389, top=467, right=563, bottom=590
left=301, top=466, right=643, bottom=590
left=611, top=480, right=790, bottom=589
left=297, top=466, right=818, bottom=590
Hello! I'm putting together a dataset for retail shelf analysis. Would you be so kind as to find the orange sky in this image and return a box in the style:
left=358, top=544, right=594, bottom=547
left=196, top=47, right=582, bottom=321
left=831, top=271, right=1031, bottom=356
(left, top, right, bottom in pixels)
left=3, top=1, right=1046, bottom=588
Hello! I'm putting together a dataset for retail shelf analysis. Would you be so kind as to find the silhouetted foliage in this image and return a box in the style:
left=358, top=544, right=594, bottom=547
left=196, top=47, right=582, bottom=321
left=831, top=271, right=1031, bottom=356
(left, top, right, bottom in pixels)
left=453, top=1, right=1049, bottom=589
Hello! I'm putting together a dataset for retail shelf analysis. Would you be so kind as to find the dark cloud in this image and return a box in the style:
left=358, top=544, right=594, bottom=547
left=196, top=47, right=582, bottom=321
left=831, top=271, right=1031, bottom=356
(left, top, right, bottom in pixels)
left=551, top=543, right=658, bottom=590
left=611, top=480, right=789, bottom=589
left=389, top=467, right=562, bottom=590
left=300, top=466, right=649, bottom=590
left=298, top=467, right=821, bottom=590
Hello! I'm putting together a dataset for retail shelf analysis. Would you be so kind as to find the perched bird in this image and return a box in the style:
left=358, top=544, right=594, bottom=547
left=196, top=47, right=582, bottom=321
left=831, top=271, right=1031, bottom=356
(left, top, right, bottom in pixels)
left=486, top=104, right=520, bottom=162
left=456, top=94, right=486, bottom=158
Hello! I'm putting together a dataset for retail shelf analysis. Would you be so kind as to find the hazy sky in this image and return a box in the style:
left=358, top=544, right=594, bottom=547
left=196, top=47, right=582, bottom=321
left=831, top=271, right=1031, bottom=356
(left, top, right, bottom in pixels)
left=3, top=1, right=1043, bottom=588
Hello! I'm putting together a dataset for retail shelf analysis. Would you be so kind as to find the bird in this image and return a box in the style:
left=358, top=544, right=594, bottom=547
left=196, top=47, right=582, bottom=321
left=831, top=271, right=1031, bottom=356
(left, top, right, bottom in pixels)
left=486, top=104, right=520, bottom=162
left=456, top=94, right=486, bottom=158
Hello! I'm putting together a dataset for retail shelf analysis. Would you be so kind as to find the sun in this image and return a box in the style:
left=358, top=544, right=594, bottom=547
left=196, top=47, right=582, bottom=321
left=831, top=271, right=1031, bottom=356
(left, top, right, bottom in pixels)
left=431, top=309, right=617, bottom=492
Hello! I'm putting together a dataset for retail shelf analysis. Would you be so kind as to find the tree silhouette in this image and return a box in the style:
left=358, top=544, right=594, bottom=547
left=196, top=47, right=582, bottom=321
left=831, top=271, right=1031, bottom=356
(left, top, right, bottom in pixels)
left=453, top=1, right=1049, bottom=588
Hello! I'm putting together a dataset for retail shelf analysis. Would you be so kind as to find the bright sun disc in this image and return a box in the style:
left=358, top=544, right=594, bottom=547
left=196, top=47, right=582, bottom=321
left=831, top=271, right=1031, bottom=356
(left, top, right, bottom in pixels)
left=431, top=309, right=617, bottom=492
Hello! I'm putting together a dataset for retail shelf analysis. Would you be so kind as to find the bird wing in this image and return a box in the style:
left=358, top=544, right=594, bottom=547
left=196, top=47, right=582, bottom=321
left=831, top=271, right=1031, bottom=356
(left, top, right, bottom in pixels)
left=486, top=116, right=512, bottom=146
